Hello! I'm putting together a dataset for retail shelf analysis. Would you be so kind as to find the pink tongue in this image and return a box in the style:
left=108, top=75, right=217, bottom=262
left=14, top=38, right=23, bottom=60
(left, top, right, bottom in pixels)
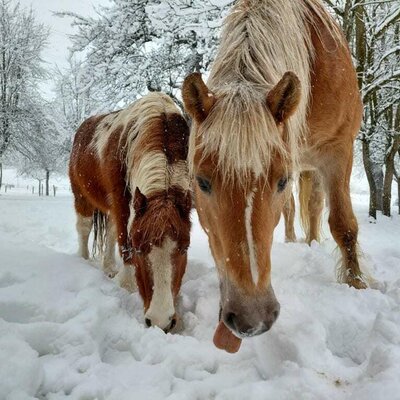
left=213, top=321, right=242, bottom=353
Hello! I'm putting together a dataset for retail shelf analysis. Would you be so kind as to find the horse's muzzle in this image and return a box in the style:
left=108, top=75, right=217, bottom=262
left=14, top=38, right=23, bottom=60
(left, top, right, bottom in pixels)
left=222, top=304, right=280, bottom=338
left=219, top=282, right=280, bottom=338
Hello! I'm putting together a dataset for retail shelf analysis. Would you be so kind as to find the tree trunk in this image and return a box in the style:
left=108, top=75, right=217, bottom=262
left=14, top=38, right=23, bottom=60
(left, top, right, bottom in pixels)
left=397, top=149, right=400, bottom=215
left=383, top=105, right=400, bottom=216
left=372, top=163, right=384, bottom=210
left=45, top=170, right=50, bottom=196
left=355, top=4, right=366, bottom=90
left=355, top=3, right=377, bottom=219
left=362, top=138, right=377, bottom=219
left=383, top=136, right=400, bottom=216
left=397, top=176, right=400, bottom=215
left=0, top=160, right=2, bottom=190
left=382, top=162, right=394, bottom=217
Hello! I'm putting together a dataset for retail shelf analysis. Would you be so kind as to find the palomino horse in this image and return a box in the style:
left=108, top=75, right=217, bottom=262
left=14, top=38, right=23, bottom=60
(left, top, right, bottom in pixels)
left=183, top=0, right=365, bottom=341
left=69, top=92, right=192, bottom=332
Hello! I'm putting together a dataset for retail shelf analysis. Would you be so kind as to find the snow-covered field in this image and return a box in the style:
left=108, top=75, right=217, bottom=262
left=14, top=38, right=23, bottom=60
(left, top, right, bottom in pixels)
left=0, top=168, right=399, bottom=400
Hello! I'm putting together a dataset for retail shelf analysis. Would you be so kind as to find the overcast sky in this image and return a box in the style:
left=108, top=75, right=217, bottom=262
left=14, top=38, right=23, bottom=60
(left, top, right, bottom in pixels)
left=18, top=0, right=110, bottom=96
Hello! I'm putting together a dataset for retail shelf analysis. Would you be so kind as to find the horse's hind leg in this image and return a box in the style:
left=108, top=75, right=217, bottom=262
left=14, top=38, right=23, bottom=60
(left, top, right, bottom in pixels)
left=321, top=148, right=367, bottom=289
left=307, top=173, right=324, bottom=244
left=283, top=192, right=296, bottom=242
left=299, top=171, right=324, bottom=244
left=102, top=219, right=118, bottom=278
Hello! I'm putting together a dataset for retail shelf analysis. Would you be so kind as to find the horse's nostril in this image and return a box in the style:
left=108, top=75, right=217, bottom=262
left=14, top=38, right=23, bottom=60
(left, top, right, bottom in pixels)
left=273, top=310, right=279, bottom=321
left=145, top=318, right=152, bottom=327
left=265, top=321, right=273, bottom=332
left=225, top=312, right=236, bottom=329
left=169, top=318, right=177, bottom=330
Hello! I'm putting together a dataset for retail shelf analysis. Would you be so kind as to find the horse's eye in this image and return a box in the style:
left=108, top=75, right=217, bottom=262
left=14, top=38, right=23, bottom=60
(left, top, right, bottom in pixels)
left=196, top=176, right=212, bottom=194
left=277, top=177, right=289, bottom=193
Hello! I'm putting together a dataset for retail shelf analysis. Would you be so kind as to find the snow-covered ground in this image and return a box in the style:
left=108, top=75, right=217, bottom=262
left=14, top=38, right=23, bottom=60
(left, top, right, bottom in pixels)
left=0, top=168, right=399, bottom=400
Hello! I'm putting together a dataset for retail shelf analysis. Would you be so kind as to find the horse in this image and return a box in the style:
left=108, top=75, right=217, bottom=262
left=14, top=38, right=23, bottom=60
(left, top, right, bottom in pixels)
left=69, top=92, right=192, bottom=332
left=182, top=0, right=365, bottom=341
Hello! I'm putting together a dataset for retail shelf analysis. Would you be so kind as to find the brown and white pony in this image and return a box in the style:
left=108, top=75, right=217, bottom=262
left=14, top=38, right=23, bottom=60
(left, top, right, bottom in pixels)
left=69, top=92, right=192, bottom=332
left=183, top=0, right=365, bottom=341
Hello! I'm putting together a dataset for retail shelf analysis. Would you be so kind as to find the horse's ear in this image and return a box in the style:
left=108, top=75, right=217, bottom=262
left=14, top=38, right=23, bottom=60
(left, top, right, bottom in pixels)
left=266, top=72, right=301, bottom=124
left=182, top=73, right=216, bottom=123
left=134, top=187, right=147, bottom=217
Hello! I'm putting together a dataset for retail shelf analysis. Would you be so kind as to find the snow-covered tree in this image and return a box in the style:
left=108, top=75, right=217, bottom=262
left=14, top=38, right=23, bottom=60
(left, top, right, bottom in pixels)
left=52, top=57, right=104, bottom=155
left=64, top=0, right=399, bottom=217
left=0, top=0, right=48, bottom=188
left=60, top=0, right=232, bottom=109
left=356, top=2, right=399, bottom=217
left=324, top=0, right=400, bottom=218
left=15, top=99, right=65, bottom=196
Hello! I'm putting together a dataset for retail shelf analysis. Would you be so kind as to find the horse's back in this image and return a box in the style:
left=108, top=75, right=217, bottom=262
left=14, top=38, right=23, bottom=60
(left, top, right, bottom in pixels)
left=69, top=114, right=110, bottom=212
left=69, top=93, right=188, bottom=215
left=307, top=9, right=362, bottom=148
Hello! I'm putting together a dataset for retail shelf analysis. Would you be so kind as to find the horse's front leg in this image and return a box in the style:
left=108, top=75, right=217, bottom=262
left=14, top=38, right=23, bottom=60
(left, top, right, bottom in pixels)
left=112, top=203, right=137, bottom=293
left=76, top=213, right=93, bottom=260
left=102, top=218, right=118, bottom=278
left=116, top=257, right=137, bottom=293
left=321, top=149, right=367, bottom=289
left=73, top=195, right=94, bottom=260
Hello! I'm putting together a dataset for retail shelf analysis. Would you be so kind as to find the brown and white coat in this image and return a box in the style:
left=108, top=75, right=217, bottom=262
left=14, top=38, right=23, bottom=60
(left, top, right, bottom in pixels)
left=69, top=92, right=192, bottom=332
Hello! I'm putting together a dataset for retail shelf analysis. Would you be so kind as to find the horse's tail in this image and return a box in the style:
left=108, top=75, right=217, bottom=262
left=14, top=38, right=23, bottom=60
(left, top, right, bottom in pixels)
left=92, top=209, right=108, bottom=258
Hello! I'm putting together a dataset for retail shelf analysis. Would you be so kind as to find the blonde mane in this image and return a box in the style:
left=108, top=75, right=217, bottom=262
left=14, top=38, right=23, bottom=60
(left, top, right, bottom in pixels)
left=122, top=92, right=189, bottom=197
left=191, top=0, right=341, bottom=182
left=92, top=92, right=190, bottom=197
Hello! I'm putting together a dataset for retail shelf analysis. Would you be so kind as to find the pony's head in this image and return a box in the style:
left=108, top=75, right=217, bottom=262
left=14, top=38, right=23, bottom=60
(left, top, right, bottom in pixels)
left=182, top=72, right=301, bottom=337
left=129, top=188, right=191, bottom=332
left=124, top=100, right=192, bottom=332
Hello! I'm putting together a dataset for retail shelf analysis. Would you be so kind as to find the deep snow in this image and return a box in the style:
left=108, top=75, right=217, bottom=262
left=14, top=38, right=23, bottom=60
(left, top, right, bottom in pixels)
left=0, top=169, right=399, bottom=400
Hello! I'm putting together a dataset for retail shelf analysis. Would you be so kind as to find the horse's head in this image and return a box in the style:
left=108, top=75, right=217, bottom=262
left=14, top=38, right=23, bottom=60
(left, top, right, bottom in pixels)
left=129, top=188, right=191, bottom=332
left=182, top=72, right=301, bottom=338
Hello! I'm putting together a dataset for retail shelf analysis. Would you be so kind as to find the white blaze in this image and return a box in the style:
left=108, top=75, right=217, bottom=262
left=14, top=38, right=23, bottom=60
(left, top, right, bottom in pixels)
left=145, top=238, right=176, bottom=330
left=245, top=189, right=258, bottom=285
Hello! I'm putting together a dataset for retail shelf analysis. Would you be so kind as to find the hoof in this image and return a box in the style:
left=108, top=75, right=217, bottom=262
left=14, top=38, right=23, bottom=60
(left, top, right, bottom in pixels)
left=114, top=266, right=137, bottom=293
left=103, top=265, right=118, bottom=279
left=106, top=270, right=118, bottom=279
left=346, top=275, right=367, bottom=289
